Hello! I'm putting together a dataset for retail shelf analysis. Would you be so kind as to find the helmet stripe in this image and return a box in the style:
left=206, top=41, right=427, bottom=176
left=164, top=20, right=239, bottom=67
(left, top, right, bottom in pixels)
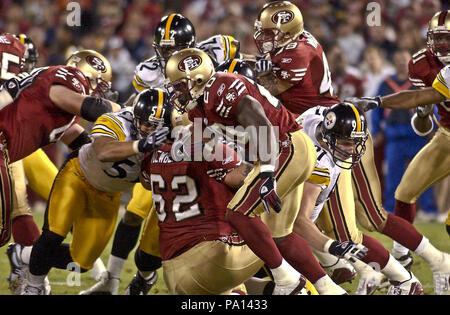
left=164, top=14, right=176, bottom=40
left=349, top=104, right=362, bottom=132
left=154, top=89, right=164, bottom=119
left=438, top=10, right=448, bottom=26
left=228, top=59, right=238, bottom=73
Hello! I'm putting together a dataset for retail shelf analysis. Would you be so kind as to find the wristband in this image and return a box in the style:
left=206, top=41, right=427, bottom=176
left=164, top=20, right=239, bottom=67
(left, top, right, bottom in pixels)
left=323, top=239, right=336, bottom=253
left=132, top=140, right=140, bottom=154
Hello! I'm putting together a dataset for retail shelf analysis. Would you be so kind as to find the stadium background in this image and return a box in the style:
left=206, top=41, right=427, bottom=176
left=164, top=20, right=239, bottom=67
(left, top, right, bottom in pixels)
left=0, top=0, right=449, bottom=295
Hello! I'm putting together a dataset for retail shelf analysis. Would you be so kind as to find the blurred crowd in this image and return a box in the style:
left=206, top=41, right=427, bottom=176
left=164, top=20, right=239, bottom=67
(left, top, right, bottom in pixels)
left=0, top=0, right=449, bottom=217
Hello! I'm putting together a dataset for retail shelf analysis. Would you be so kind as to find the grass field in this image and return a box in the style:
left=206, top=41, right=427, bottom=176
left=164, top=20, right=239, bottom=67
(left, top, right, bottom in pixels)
left=0, top=211, right=448, bottom=295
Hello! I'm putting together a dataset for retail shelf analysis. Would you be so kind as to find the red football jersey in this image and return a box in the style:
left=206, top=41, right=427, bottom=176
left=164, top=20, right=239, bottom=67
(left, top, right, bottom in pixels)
left=270, top=31, right=339, bottom=114
left=201, top=72, right=300, bottom=141
left=0, top=34, right=26, bottom=82
left=0, top=65, right=88, bottom=162
left=141, top=142, right=243, bottom=260
left=408, top=48, right=450, bottom=129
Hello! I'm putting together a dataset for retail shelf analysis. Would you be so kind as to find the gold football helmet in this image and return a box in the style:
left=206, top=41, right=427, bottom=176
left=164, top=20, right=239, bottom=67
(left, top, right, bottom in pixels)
left=254, top=1, right=304, bottom=54
left=66, top=49, right=112, bottom=97
left=427, top=10, right=450, bottom=64
left=165, top=48, right=215, bottom=113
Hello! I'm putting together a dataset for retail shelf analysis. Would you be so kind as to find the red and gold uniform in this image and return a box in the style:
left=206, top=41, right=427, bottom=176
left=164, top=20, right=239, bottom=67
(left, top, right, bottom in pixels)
left=270, top=31, right=339, bottom=114
left=393, top=49, right=450, bottom=220
left=200, top=72, right=316, bottom=237
left=140, top=142, right=264, bottom=294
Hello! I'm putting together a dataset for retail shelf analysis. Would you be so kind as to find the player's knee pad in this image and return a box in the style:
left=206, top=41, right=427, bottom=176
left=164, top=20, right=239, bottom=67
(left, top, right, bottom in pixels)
left=135, top=249, right=162, bottom=272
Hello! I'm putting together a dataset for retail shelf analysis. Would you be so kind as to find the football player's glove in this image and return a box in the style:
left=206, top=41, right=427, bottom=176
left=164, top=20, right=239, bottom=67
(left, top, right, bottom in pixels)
left=2, top=71, right=37, bottom=100
left=206, top=168, right=232, bottom=182
left=345, top=96, right=381, bottom=112
left=255, top=59, right=273, bottom=77
left=326, top=240, right=368, bottom=263
left=259, top=171, right=281, bottom=214
left=415, top=104, right=434, bottom=118
left=137, top=127, right=169, bottom=153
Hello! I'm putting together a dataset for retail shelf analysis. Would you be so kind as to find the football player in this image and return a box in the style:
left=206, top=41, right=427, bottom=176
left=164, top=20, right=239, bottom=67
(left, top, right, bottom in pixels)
left=164, top=47, right=365, bottom=295
left=85, top=13, right=250, bottom=295
left=19, top=89, right=170, bottom=294
left=296, top=102, right=423, bottom=295
left=349, top=61, right=450, bottom=295
left=3, top=34, right=60, bottom=294
left=0, top=47, right=122, bottom=250
left=251, top=1, right=447, bottom=294
left=135, top=111, right=272, bottom=294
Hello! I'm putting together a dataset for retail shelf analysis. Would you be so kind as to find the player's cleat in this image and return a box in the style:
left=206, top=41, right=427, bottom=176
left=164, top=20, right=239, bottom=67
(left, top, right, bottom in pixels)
left=22, top=284, right=46, bottom=295
left=355, top=267, right=388, bottom=295
left=272, top=275, right=307, bottom=295
left=387, top=272, right=424, bottom=295
left=6, top=243, right=26, bottom=295
left=79, top=271, right=119, bottom=295
left=124, top=271, right=158, bottom=295
left=392, top=251, right=414, bottom=271
left=431, top=252, right=450, bottom=295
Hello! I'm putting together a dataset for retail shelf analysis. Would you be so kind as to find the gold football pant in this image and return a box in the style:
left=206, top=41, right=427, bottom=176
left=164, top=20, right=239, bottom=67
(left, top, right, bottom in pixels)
left=10, top=160, right=31, bottom=220
left=45, top=155, right=121, bottom=270
left=126, top=182, right=153, bottom=220
left=395, top=126, right=450, bottom=205
left=162, top=240, right=264, bottom=295
left=228, top=129, right=316, bottom=237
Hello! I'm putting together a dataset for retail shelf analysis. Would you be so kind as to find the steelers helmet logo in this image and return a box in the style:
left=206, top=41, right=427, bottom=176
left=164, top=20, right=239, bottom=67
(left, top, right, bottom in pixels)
left=178, top=55, right=202, bottom=72
left=86, top=55, right=107, bottom=73
left=324, top=112, right=336, bottom=129
left=272, top=10, right=294, bottom=24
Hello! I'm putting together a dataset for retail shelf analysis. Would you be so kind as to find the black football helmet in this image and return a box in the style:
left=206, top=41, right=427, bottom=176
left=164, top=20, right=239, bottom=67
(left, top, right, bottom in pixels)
left=15, top=34, right=39, bottom=72
left=321, top=102, right=368, bottom=169
left=133, top=88, right=173, bottom=137
left=215, top=59, right=257, bottom=82
left=153, top=14, right=196, bottom=69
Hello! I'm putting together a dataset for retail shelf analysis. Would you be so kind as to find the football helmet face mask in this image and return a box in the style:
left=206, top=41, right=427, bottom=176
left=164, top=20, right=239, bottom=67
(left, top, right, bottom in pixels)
left=254, top=1, right=304, bottom=54
left=215, top=59, right=257, bottom=82
left=321, top=102, right=368, bottom=170
left=66, top=49, right=112, bottom=97
left=133, top=88, right=173, bottom=138
left=427, top=10, right=450, bottom=64
left=165, top=48, right=215, bottom=113
left=14, top=34, right=38, bottom=72
left=153, top=14, right=196, bottom=69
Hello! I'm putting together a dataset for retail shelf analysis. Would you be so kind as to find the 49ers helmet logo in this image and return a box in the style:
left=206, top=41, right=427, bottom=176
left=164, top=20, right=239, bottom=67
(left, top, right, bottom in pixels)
left=271, top=10, right=294, bottom=24
left=86, top=55, right=107, bottom=73
left=178, top=55, right=202, bottom=72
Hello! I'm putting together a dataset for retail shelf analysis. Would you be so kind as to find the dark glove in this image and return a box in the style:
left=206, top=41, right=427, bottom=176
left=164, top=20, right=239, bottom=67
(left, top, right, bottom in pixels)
left=327, top=240, right=368, bottom=262
left=2, top=72, right=36, bottom=99
left=104, top=89, right=119, bottom=103
left=259, top=171, right=281, bottom=214
left=415, top=104, right=434, bottom=118
left=207, top=168, right=232, bottom=182
left=345, top=96, right=381, bottom=112
left=255, top=59, right=273, bottom=77
left=137, top=127, right=169, bottom=153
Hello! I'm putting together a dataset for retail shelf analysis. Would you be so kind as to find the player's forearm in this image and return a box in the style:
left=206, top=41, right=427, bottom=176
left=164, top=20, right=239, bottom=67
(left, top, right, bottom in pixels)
left=94, top=141, right=137, bottom=162
left=381, top=87, right=444, bottom=110
left=293, top=215, right=331, bottom=252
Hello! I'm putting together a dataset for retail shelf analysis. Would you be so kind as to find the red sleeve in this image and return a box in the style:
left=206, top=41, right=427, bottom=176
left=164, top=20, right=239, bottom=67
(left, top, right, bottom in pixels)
left=271, top=46, right=312, bottom=85
left=204, top=73, right=249, bottom=124
left=51, top=65, right=90, bottom=95
left=140, top=152, right=153, bottom=186
left=0, top=34, right=26, bottom=79
left=207, top=143, right=242, bottom=171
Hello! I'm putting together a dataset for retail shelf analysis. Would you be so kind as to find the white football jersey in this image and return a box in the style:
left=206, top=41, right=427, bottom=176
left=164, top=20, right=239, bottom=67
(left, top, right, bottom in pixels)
left=298, top=106, right=342, bottom=222
left=433, top=64, right=450, bottom=99
left=132, top=34, right=240, bottom=92
left=78, top=108, right=144, bottom=192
